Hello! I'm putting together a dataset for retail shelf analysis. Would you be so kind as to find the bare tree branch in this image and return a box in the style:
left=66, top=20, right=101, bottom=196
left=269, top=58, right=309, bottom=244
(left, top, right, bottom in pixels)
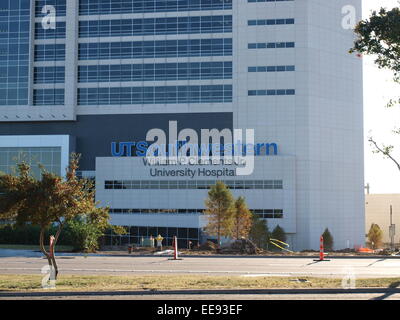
left=369, top=137, right=400, bottom=171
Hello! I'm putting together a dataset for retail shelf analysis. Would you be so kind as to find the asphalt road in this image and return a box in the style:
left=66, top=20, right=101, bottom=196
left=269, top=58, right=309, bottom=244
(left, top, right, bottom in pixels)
left=1, top=293, right=399, bottom=300
left=1, top=288, right=400, bottom=300
left=1, top=252, right=400, bottom=278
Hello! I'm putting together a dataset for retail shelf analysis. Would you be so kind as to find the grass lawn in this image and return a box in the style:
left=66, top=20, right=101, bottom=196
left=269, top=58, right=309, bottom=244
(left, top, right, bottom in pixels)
left=0, top=244, right=74, bottom=252
left=0, top=274, right=399, bottom=292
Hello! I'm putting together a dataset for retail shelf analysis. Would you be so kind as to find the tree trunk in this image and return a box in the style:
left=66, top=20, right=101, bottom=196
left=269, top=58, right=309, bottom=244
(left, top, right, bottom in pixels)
left=50, top=222, right=64, bottom=279
left=39, top=228, right=51, bottom=266
left=39, top=227, right=56, bottom=285
left=50, top=255, right=58, bottom=279
left=39, top=227, right=59, bottom=281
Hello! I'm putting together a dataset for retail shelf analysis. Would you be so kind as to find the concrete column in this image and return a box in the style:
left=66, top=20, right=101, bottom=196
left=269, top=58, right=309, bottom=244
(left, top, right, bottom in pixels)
left=27, top=0, right=36, bottom=106
left=64, top=0, right=79, bottom=119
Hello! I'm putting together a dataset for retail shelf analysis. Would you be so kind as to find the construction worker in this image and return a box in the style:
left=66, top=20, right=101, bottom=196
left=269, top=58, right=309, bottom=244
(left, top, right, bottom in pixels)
left=156, top=234, right=164, bottom=250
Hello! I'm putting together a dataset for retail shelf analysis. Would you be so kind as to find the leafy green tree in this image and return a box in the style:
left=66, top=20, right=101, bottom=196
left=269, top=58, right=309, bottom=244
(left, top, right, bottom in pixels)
left=0, top=154, right=115, bottom=278
left=248, top=214, right=270, bottom=249
left=367, top=223, right=384, bottom=249
left=66, top=210, right=126, bottom=252
left=271, top=225, right=286, bottom=246
left=322, top=228, right=334, bottom=251
left=351, top=6, right=400, bottom=168
left=232, top=196, right=252, bottom=240
left=204, top=181, right=235, bottom=246
left=351, top=7, right=400, bottom=84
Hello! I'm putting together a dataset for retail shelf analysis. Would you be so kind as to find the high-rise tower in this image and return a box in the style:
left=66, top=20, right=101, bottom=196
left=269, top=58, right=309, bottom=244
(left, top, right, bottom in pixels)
left=0, top=0, right=364, bottom=250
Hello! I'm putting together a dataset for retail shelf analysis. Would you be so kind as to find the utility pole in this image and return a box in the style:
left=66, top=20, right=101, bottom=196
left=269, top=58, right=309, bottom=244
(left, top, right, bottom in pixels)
left=389, top=205, right=395, bottom=251
left=364, top=183, right=370, bottom=194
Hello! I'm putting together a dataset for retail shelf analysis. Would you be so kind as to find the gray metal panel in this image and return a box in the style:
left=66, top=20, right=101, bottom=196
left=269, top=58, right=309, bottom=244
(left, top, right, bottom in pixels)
left=0, top=112, right=233, bottom=170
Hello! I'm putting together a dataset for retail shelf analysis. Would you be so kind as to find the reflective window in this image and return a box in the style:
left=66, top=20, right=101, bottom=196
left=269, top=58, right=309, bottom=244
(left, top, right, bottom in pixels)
left=0, top=147, right=62, bottom=178
left=35, top=0, right=66, bottom=17
left=103, top=226, right=200, bottom=248
left=78, top=38, right=232, bottom=60
left=79, top=16, right=232, bottom=38
left=35, top=21, right=66, bottom=39
left=34, top=44, right=66, bottom=61
left=79, top=0, right=232, bottom=15
left=0, top=0, right=30, bottom=106
left=248, top=89, right=295, bottom=96
left=248, top=42, right=295, bottom=49
left=248, top=65, right=295, bottom=72
left=78, top=85, right=232, bottom=105
left=104, top=180, right=283, bottom=190
left=110, top=208, right=204, bottom=215
left=34, top=66, right=65, bottom=84
left=108, top=208, right=284, bottom=219
left=78, top=62, right=232, bottom=82
left=248, top=18, right=294, bottom=25
left=33, top=89, right=65, bottom=105
left=252, top=209, right=284, bottom=219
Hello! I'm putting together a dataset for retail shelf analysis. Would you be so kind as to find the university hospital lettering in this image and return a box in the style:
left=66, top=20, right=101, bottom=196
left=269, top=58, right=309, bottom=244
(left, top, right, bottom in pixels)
left=149, top=167, right=236, bottom=178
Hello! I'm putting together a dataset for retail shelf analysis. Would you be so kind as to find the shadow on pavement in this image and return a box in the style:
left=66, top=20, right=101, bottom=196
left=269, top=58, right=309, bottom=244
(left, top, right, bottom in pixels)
left=371, top=281, right=400, bottom=300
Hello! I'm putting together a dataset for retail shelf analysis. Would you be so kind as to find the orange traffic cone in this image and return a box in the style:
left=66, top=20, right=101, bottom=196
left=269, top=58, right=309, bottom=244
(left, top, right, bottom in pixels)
left=169, top=236, right=183, bottom=260
left=314, top=235, right=330, bottom=262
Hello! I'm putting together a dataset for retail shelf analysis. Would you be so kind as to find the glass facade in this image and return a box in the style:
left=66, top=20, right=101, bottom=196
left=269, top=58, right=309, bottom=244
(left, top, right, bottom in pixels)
left=34, top=66, right=65, bottom=84
left=34, top=44, right=66, bottom=61
left=35, top=21, right=66, bottom=39
left=110, top=208, right=205, bottom=214
left=78, top=38, right=232, bottom=60
left=0, top=1, right=298, bottom=111
left=78, top=85, right=232, bottom=105
left=35, top=0, right=66, bottom=17
left=78, top=62, right=232, bottom=83
left=33, top=88, right=65, bottom=105
left=252, top=209, right=284, bottom=219
left=248, top=89, right=295, bottom=96
left=0, top=1, right=298, bottom=107
left=248, top=18, right=294, bottom=25
left=248, top=65, right=295, bottom=72
left=0, top=0, right=30, bottom=106
left=248, top=42, right=295, bottom=49
left=79, top=15, right=232, bottom=38
left=103, top=226, right=200, bottom=247
left=104, top=180, right=283, bottom=190
left=109, top=208, right=284, bottom=219
left=79, top=0, right=232, bottom=15
left=0, top=147, right=62, bottom=177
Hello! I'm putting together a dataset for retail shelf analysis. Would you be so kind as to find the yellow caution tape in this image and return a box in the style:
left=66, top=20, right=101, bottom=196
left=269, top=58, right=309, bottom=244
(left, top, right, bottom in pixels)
left=269, top=239, right=294, bottom=253
left=270, top=238, right=288, bottom=245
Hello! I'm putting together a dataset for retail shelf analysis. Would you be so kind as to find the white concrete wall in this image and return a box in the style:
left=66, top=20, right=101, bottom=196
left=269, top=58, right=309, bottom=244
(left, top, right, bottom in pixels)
left=96, top=156, right=296, bottom=233
left=232, top=0, right=364, bottom=250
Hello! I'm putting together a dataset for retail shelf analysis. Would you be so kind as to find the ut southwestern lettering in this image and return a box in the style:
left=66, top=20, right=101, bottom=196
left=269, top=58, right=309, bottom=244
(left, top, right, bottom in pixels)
left=111, top=141, right=278, bottom=157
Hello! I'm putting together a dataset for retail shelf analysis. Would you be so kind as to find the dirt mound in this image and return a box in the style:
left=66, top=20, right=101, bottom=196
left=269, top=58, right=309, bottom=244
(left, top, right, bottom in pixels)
left=220, top=238, right=260, bottom=255
left=196, top=241, right=218, bottom=251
